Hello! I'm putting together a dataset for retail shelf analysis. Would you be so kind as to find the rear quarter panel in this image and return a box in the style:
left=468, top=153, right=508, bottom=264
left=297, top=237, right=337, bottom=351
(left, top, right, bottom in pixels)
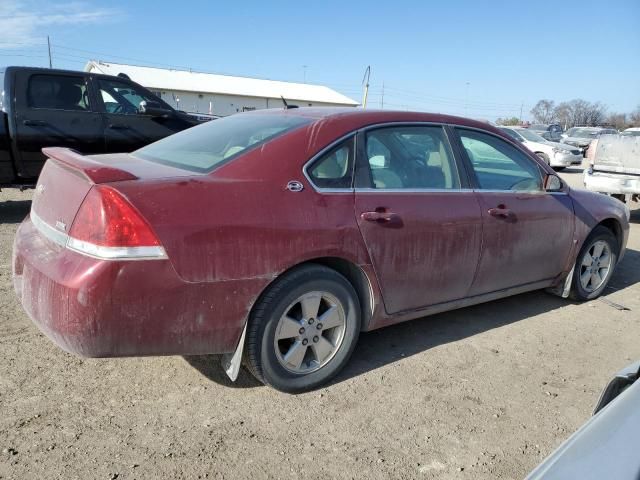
left=115, top=123, right=373, bottom=284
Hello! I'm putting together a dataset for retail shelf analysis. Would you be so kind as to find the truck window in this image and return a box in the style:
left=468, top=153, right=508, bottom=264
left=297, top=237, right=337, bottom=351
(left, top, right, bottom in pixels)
left=98, top=79, right=163, bottom=115
left=28, top=75, right=90, bottom=111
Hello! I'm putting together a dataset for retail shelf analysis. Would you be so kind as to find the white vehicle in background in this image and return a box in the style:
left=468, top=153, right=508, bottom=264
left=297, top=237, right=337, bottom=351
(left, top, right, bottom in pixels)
left=584, top=133, right=640, bottom=203
left=621, top=127, right=640, bottom=137
left=498, top=126, right=583, bottom=170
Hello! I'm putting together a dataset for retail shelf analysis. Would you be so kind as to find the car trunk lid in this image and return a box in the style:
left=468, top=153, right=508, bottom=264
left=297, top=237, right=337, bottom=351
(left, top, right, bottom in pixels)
left=31, top=148, right=200, bottom=243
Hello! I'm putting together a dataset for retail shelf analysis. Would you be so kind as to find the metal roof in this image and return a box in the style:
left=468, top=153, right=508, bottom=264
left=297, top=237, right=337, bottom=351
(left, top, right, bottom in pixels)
left=84, top=61, right=359, bottom=106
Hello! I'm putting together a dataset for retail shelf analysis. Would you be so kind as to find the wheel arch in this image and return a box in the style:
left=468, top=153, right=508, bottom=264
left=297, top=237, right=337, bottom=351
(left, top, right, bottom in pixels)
left=273, top=257, right=376, bottom=332
left=597, top=218, right=623, bottom=255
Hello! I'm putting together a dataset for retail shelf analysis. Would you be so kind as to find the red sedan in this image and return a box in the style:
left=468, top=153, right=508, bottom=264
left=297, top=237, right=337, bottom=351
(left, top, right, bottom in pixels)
left=13, top=109, right=630, bottom=392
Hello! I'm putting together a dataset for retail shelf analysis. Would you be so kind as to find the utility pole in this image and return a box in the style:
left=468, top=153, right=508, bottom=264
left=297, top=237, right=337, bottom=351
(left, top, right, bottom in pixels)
left=519, top=102, right=523, bottom=124
left=381, top=81, right=385, bottom=109
left=361, top=66, right=371, bottom=109
left=47, top=35, right=52, bottom=68
left=302, top=65, right=308, bottom=83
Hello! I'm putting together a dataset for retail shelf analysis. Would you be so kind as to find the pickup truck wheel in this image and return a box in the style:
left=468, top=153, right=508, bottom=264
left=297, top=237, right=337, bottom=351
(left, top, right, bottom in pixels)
left=570, top=226, right=618, bottom=301
left=245, top=264, right=361, bottom=393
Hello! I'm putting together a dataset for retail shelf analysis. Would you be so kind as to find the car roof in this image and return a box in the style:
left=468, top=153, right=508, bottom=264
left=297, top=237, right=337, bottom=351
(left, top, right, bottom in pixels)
left=248, top=107, right=505, bottom=135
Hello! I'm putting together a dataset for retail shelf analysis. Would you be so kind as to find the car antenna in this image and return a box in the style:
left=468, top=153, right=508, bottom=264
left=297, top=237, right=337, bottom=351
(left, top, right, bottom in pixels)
left=281, top=96, right=299, bottom=109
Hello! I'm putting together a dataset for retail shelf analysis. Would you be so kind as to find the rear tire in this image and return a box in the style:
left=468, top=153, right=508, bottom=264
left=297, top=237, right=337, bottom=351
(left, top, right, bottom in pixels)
left=245, top=264, right=361, bottom=393
left=569, top=226, right=618, bottom=301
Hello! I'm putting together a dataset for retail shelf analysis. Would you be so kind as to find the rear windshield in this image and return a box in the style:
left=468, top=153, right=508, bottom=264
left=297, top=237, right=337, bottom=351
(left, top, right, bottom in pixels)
left=134, top=113, right=312, bottom=172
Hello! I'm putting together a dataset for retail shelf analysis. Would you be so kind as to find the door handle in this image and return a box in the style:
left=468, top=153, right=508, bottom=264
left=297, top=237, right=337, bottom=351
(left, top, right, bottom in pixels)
left=487, top=206, right=513, bottom=218
left=107, top=123, right=130, bottom=130
left=361, top=210, right=401, bottom=224
left=23, top=119, right=47, bottom=126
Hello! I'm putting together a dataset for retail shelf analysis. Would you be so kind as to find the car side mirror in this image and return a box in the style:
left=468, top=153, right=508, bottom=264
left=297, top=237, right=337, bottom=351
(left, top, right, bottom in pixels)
left=139, top=100, right=172, bottom=117
left=544, top=173, right=563, bottom=191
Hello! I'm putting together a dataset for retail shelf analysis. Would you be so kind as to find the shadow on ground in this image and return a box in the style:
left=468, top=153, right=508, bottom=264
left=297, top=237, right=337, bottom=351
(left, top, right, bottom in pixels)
left=183, top=355, right=263, bottom=389
left=560, top=166, right=585, bottom=174
left=606, top=248, right=640, bottom=294
left=0, top=199, right=31, bottom=224
left=629, top=205, right=640, bottom=225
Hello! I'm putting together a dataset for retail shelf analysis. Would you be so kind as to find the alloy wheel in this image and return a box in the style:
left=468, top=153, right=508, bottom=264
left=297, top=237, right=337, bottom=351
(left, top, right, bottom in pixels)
left=579, top=240, right=612, bottom=293
left=273, top=291, right=346, bottom=374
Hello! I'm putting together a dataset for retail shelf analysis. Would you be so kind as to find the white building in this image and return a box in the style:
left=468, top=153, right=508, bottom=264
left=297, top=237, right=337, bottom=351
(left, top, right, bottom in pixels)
left=84, top=61, right=359, bottom=117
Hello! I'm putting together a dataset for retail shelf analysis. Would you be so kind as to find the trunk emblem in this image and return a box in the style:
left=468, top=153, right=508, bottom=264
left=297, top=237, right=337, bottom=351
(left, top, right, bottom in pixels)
left=286, top=180, right=304, bottom=192
left=55, top=220, right=67, bottom=232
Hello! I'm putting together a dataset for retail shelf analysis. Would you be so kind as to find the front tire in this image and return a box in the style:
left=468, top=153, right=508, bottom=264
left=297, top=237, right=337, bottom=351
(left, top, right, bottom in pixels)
left=245, top=264, right=361, bottom=393
left=569, top=226, right=618, bottom=301
left=536, top=152, right=550, bottom=165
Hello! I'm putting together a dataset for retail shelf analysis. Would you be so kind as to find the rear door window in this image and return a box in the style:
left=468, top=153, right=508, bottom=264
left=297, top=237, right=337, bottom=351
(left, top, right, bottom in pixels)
left=361, top=125, right=460, bottom=190
left=28, top=74, right=90, bottom=111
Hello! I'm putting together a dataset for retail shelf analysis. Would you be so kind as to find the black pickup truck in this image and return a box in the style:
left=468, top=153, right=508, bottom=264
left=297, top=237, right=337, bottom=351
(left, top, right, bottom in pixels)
left=0, top=66, right=200, bottom=188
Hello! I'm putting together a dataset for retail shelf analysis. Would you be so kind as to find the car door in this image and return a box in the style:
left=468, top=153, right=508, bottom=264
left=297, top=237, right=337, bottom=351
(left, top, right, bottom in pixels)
left=13, top=71, right=104, bottom=179
left=354, top=124, right=483, bottom=314
left=453, top=128, right=575, bottom=296
left=95, top=77, right=183, bottom=153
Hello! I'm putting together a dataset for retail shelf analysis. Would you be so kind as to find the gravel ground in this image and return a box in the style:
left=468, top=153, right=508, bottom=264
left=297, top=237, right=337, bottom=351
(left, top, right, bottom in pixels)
left=1, top=169, right=639, bottom=480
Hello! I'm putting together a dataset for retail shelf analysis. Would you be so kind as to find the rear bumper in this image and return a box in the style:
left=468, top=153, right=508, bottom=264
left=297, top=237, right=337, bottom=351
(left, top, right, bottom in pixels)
left=13, top=217, right=268, bottom=357
left=583, top=170, right=640, bottom=195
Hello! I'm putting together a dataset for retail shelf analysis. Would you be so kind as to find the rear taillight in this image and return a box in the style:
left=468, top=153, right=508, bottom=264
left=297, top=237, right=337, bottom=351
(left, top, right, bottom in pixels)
left=67, top=186, right=167, bottom=260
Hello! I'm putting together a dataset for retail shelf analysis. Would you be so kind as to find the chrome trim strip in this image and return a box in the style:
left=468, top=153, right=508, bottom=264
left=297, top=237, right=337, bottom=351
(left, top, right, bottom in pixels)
left=66, top=238, right=168, bottom=261
left=30, top=210, right=167, bottom=261
left=30, top=210, right=68, bottom=247
left=471, top=189, right=568, bottom=195
left=354, top=188, right=474, bottom=193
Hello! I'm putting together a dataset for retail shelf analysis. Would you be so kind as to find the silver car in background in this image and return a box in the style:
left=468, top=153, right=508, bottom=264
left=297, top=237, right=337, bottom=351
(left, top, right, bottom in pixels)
left=527, top=360, right=640, bottom=479
left=561, top=127, right=618, bottom=156
left=499, top=126, right=582, bottom=169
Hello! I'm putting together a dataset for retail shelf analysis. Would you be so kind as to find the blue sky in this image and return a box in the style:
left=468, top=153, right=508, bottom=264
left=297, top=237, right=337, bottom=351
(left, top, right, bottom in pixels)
left=1, top=0, right=639, bottom=120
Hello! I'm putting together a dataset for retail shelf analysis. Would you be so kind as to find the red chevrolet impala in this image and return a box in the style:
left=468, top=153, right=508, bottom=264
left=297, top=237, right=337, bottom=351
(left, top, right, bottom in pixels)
left=13, top=109, right=630, bottom=392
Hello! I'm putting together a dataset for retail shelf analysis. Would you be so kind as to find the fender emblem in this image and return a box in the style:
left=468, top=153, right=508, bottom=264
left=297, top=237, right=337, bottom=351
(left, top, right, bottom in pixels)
left=36, top=183, right=45, bottom=194
left=286, top=180, right=304, bottom=192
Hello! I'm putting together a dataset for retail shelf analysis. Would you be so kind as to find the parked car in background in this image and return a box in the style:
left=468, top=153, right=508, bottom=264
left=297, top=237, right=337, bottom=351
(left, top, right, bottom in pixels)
left=527, top=360, right=640, bottom=479
left=561, top=127, right=618, bottom=156
left=0, top=66, right=200, bottom=189
left=498, top=126, right=582, bottom=169
left=529, top=123, right=563, bottom=142
left=621, top=127, right=640, bottom=137
left=13, top=109, right=629, bottom=392
left=584, top=133, right=640, bottom=204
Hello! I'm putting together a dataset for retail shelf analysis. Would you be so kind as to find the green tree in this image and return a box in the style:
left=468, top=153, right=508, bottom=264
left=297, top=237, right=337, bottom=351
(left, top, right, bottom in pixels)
left=496, top=117, right=521, bottom=126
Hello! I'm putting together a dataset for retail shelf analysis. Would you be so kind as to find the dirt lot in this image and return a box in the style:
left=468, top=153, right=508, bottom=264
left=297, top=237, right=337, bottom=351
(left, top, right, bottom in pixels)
left=1, top=169, right=639, bottom=480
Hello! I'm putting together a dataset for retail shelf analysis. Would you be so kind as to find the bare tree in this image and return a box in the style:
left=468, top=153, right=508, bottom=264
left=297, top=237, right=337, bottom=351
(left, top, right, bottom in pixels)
left=554, top=102, right=572, bottom=129
left=630, top=105, right=640, bottom=126
left=606, top=113, right=628, bottom=130
left=530, top=100, right=556, bottom=124
left=552, top=99, right=607, bottom=129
